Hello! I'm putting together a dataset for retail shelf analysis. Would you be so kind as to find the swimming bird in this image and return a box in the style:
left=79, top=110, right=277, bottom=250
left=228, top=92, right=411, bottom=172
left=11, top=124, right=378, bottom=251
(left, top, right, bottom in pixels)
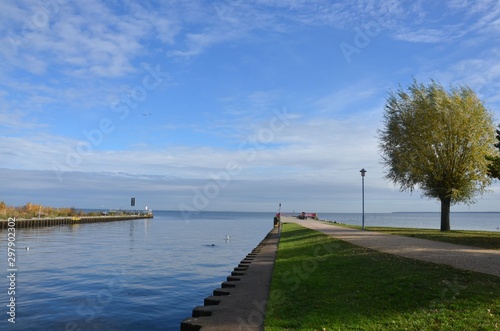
left=26, top=247, right=30, bottom=251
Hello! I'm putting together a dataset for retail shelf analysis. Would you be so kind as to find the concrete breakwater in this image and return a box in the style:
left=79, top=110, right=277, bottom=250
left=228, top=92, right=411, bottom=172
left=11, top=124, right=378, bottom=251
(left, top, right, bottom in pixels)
left=0, top=214, right=153, bottom=229
left=180, top=227, right=279, bottom=331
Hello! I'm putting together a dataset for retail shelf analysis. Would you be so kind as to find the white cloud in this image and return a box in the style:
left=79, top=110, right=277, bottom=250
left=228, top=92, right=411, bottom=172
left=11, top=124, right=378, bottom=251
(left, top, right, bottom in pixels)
left=415, top=48, right=500, bottom=112
left=167, top=0, right=415, bottom=58
left=393, top=26, right=464, bottom=44
left=0, top=1, right=180, bottom=78
left=0, top=106, right=46, bottom=133
left=2, top=167, right=498, bottom=213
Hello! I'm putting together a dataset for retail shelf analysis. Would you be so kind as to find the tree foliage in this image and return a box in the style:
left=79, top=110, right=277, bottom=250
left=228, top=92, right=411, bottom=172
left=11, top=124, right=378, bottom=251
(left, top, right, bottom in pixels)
left=0, top=201, right=80, bottom=219
left=487, top=124, right=500, bottom=179
left=378, top=80, right=497, bottom=231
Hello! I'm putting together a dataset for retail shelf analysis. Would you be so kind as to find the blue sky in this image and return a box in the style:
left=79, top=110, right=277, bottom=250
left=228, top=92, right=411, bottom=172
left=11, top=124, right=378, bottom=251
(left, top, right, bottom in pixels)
left=1, top=0, right=500, bottom=214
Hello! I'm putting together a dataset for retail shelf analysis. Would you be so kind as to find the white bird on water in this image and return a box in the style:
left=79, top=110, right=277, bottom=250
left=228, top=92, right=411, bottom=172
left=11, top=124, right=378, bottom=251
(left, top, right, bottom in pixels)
left=26, top=247, right=30, bottom=251
left=225, top=234, right=231, bottom=240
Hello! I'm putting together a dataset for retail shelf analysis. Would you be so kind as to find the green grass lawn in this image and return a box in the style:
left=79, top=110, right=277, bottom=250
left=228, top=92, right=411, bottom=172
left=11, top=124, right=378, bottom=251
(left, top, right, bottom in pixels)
left=264, top=223, right=500, bottom=331
left=364, top=227, right=500, bottom=250
left=334, top=222, right=500, bottom=250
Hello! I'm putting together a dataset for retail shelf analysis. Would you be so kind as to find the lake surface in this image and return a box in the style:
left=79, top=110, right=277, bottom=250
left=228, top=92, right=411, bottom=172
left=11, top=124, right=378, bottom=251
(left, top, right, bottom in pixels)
left=1, top=211, right=498, bottom=331
left=1, top=211, right=272, bottom=331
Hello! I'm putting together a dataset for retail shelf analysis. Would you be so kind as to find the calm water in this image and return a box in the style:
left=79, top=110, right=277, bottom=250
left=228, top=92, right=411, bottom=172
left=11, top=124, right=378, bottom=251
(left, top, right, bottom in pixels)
left=1, top=211, right=272, bottom=331
left=1, top=211, right=499, bottom=331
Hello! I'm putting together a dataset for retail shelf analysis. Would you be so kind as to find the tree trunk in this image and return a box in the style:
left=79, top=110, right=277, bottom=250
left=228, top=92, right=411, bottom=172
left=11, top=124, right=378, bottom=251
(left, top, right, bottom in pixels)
left=440, top=196, right=451, bottom=231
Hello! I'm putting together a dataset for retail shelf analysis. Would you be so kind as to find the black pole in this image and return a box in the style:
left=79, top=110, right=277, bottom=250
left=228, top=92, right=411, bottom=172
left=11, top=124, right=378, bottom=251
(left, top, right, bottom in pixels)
left=362, top=176, right=365, bottom=230
left=360, top=168, right=366, bottom=230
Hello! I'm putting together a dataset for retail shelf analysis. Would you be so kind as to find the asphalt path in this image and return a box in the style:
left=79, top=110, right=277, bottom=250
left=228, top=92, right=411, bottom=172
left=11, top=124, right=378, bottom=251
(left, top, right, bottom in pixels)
left=284, top=216, right=500, bottom=277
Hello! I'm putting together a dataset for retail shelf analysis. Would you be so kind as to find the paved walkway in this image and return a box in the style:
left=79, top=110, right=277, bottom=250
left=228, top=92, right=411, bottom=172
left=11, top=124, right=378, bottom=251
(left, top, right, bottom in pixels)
left=284, top=216, right=500, bottom=277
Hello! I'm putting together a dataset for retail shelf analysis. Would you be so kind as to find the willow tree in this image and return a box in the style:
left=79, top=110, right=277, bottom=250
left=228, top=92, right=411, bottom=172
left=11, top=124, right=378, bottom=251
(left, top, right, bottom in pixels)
left=487, top=124, right=500, bottom=179
left=378, top=80, right=497, bottom=231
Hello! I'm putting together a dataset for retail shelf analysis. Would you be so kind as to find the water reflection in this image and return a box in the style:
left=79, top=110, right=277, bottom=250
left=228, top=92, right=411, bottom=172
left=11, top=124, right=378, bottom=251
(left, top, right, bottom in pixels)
left=0, top=211, right=272, bottom=331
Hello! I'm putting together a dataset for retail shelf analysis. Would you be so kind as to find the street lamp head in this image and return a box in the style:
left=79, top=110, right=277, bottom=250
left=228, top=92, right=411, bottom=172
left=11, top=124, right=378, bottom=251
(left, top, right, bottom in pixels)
left=360, top=168, right=367, bottom=177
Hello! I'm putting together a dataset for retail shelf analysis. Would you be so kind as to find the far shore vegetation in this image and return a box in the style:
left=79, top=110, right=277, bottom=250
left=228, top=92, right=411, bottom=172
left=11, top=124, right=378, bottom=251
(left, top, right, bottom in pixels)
left=0, top=201, right=98, bottom=220
left=265, top=223, right=500, bottom=330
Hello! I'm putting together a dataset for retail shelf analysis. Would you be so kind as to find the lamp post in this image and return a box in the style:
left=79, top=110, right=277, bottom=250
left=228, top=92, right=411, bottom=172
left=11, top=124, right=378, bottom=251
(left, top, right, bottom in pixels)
left=360, top=168, right=367, bottom=230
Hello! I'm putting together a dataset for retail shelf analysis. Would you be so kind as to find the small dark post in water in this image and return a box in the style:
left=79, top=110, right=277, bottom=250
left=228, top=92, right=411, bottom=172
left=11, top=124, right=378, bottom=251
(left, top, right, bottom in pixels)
left=131, top=197, right=135, bottom=207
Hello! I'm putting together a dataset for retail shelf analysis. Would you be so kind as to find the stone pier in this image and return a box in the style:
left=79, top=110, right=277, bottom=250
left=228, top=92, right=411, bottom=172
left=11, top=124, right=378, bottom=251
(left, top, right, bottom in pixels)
left=0, top=214, right=153, bottom=229
left=180, top=227, right=279, bottom=331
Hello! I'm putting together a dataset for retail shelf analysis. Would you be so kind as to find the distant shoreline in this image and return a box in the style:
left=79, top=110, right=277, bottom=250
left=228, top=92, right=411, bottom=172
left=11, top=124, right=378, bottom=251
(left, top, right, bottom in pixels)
left=0, top=201, right=151, bottom=221
left=0, top=213, right=153, bottom=229
left=391, top=211, right=500, bottom=214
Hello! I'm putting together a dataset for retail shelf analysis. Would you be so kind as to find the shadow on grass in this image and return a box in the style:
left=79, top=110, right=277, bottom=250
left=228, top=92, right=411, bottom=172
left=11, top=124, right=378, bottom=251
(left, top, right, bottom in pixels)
left=366, top=227, right=500, bottom=250
left=265, top=223, right=500, bottom=330
left=278, top=225, right=326, bottom=246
